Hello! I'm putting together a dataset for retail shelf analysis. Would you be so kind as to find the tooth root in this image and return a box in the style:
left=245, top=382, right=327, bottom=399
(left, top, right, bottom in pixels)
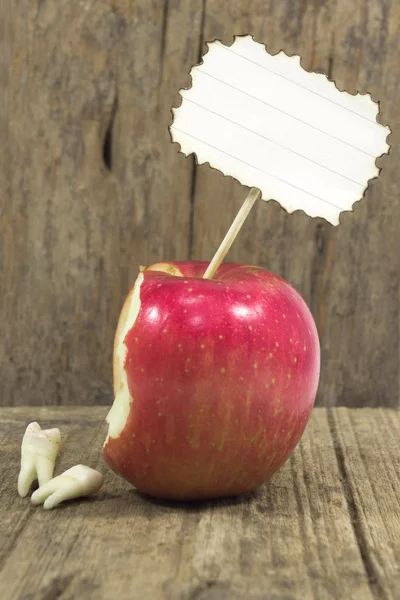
left=31, top=478, right=59, bottom=506
left=18, top=458, right=36, bottom=498
left=31, top=465, right=104, bottom=509
left=18, top=422, right=61, bottom=498
left=43, top=489, right=72, bottom=510
left=36, top=456, right=56, bottom=488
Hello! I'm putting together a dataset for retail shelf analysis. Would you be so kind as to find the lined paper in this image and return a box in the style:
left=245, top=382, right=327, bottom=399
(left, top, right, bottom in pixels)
left=170, top=35, right=390, bottom=225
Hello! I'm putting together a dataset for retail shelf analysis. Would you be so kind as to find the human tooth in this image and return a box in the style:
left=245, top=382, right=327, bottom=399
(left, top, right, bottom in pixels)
left=31, top=465, right=104, bottom=509
left=18, top=422, right=61, bottom=498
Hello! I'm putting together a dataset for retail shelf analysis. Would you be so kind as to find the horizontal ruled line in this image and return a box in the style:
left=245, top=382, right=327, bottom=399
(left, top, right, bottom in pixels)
left=170, top=125, right=346, bottom=211
left=182, top=97, right=365, bottom=187
left=192, top=68, right=376, bottom=158
left=216, top=43, right=376, bottom=124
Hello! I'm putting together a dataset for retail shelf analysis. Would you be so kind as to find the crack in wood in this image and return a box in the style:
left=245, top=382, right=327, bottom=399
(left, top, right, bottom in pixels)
left=159, top=0, right=170, bottom=89
left=188, top=0, right=207, bottom=260
left=327, top=408, right=389, bottom=600
left=103, top=95, right=118, bottom=172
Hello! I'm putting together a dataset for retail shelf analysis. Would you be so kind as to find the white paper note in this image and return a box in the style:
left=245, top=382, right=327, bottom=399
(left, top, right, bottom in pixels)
left=170, top=35, right=391, bottom=225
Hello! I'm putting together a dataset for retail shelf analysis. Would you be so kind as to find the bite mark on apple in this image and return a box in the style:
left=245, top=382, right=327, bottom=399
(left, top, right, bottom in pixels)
left=146, top=263, right=183, bottom=277
left=105, top=272, right=144, bottom=442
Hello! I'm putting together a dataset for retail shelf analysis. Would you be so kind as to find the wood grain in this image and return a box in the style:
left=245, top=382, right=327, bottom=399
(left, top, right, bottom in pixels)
left=0, top=0, right=202, bottom=406
left=329, top=408, right=400, bottom=598
left=0, top=0, right=399, bottom=407
left=0, top=0, right=123, bottom=407
left=0, top=407, right=399, bottom=599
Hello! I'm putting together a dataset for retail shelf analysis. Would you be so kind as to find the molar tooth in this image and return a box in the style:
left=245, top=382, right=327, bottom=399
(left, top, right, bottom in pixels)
left=18, top=422, right=61, bottom=498
left=31, top=465, right=104, bottom=510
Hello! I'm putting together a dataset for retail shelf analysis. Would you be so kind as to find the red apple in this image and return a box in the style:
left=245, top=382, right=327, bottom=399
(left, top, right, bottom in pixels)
left=103, top=261, right=320, bottom=500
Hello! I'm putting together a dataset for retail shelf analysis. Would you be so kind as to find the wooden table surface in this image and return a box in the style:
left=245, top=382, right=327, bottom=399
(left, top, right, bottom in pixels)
left=1, top=406, right=399, bottom=600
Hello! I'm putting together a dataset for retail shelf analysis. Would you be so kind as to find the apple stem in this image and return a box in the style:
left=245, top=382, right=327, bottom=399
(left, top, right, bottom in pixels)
left=203, top=187, right=261, bottom=280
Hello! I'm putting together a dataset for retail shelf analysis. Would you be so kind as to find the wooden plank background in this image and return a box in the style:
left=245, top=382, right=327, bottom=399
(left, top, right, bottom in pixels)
left=0, top=0, right=399, bottom=407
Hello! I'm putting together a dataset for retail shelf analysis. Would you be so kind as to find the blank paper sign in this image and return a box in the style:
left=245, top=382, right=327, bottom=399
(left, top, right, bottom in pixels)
left=170, top=35, right=390, bottom=225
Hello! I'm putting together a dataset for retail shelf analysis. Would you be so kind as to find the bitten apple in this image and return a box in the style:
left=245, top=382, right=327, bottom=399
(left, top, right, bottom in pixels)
left=103, top=262, right=320, bottom=500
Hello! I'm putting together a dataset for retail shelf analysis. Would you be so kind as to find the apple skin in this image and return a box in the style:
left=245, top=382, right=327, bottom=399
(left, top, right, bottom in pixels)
left=103, top=261, right=320, bottom=501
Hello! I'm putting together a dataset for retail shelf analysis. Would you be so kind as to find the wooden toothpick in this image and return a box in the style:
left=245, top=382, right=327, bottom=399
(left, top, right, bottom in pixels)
left=203, top=187, right=261, bottom=280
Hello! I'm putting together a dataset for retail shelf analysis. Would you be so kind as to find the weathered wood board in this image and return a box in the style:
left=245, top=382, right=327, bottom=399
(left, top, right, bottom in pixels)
left=0, top=407, right=399, bottom=599
left=0, top=1, right=399, bottom=407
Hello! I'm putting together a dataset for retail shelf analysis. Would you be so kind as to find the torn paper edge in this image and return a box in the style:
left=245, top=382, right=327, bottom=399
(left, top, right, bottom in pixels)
left=169, top=34, right=392, bottom=225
